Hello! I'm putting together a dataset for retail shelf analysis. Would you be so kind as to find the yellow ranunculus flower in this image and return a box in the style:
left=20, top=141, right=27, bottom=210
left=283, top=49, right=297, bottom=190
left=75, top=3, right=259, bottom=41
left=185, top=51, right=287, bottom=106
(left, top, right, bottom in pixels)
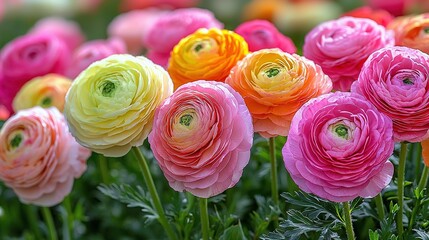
left=13, top=74, right=72, bottom=112
left=168, top=28, right=248, bottom=89
left=64, top=54, right=174, bottom=157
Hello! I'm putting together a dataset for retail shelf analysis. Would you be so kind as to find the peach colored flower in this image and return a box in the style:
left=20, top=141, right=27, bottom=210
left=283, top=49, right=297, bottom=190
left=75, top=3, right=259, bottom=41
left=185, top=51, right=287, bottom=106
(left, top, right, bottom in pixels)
left=0, top=107, right=90, bottom=206
left=13, top=74, right=72, bottom=112
left=388, top=13, right=429, bottom=54
left=422, top=138, right=429, bottom=167
left=226, top=49, right=332, bottom=138
left=168, top=28, right=248, bottom=89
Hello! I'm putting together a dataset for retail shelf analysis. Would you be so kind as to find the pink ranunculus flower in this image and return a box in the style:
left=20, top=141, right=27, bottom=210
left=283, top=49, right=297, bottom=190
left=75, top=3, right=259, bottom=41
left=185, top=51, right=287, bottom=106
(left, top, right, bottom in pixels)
left=303, top=16, right=394, bottom=91
left=0, top=107, right=90, bottom=206
left=143, top=8, right=223, bottom=67
left=0, top=33, right=71, bottom=113
left=234, top=19, right=296, bottom=53
left=366, top=0, right=410, bottom=16
left=342, top=6, right=394, bottom=27
left=66, top=38, right=127, bottom=78
left=145, top=50, right=171, bottom=69
left=351, top=46, right=429, bottom=142
left=283, top=92, right=394, bottom=202
left=148, top=80, right=253, bottom=198
left=120, top=0, right=200, bottom=11
left=30, top=17, right=85, bottom=52
left=108, top=9, right=168, bottom=55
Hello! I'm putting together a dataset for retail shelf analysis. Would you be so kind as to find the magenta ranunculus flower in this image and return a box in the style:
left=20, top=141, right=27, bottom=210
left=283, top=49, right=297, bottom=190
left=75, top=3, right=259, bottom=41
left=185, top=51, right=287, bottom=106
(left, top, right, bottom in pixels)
left=148, top=80, right=253, bottom=198
left=0, top=107, right=90, bottom=206
left=66, top=38, right=127, bottom=78
left=0, top=33, right=71, bottom=112
left=283, top=92, right=394, bottom=202
left=143, top=8, right=223, bottom=67
left=303, top=16, right=394, bottom=91
left=352, top=46, right=429, bottom=142
left=30, top=17, right=85, bottom=52
left=235, top=20, right=296, bottom=53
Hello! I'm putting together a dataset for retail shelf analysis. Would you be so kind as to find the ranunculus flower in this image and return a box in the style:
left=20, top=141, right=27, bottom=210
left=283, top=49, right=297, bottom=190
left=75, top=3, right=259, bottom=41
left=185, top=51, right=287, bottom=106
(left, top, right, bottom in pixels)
left=148, top=81, right=253, bottom=198
left=66, top=38, right=127, bottom=78
left=234, top=20, right=296, bottom=53
left=30, top=17, right=85, bottom=52
left=0, top=107, right=90, bottom=206
left=342, top=6, right=394, bottom=27
left=0, top=33, right=71, bottom=112
left=13, top=74, right=72, bottom=112
left=283, top=92, right=394, bottom=202
left=366, top=0, right=410, bottom=16
left=64, top=54, right=173, bottom=157
left=303, top=16, right=394, bottom=91
left=388, top=14, right=429, bottom=54
left=144, top=8, right=223, bottom=67
left=352, top=46, right=429, bottom=142
left=120, top=0, right=199, bottom=11
left=145, top=51, right=171, bottom=69
left=242, top=0, right=286, bottom=22
left=0, top=105, right=9, bottom=121
left=108, top=9, right=167, bottom=55
left=168, top=28, right=248, bottom=89
left=226, top=48, right=332, bottom=138
left=422, top=138, right=429, bottom=167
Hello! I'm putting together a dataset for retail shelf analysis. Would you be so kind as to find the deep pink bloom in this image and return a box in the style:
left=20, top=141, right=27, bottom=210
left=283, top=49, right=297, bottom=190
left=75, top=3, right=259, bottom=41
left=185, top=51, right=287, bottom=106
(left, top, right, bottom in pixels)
left=108, top=9, right=167, bottom=55
left=148, top=81, right=253, bottom=198
left=144, top=8, right=223, bottom=66
left=120, top=0, right=200, bottom=11
left=352, top=46, right=429, bottom=142
left=283, top=92, right=394, bottom=202
left=30, top=17, right=85, bottom=52
left=235, top=20, right=296, bottom=53
left=303, top=16, right=394, bottom=91
left=0, top=107, right=90, bottom=206
left=365, top=0, right=410, bottom=16
left=66, top=38, right=127, bottom=78
left=342, top=6, right=394, bottom=27
left=145, top=50, right=171, bottom=69
left=0, top=33, right=71, bottom=112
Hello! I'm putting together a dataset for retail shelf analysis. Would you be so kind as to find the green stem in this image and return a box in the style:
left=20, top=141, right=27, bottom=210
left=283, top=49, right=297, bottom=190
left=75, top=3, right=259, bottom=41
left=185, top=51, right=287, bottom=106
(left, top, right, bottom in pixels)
left=418, top=166, right=429, bottom=192
left=42, top=207, right=58, bottom=240
left=63, top=196, right=74, bottom=240
left=24, top=205, right=42, bottom=239
left=342, top=202, right=355, bottom=240
left=397, top=142, right=408, bottom=239
left=97, top=153, right=110, bottom=184
left=131, top=147, right=177, bottom=240
left=374, top=193, right=385, bottom=220
left=199, top=198, right=210, bottom=240
left=269, top=137, right=279, bottom=205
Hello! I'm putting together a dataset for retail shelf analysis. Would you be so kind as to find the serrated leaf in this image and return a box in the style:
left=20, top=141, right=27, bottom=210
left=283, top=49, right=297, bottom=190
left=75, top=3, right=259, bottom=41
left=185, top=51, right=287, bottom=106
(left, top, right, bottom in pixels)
left=281, top=192, right=340, bottom=220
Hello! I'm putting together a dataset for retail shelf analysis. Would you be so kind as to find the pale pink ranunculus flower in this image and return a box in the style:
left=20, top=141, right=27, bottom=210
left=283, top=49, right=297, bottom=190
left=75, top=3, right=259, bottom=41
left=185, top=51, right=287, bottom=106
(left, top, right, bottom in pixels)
left=283, top=91, right=394, bottom=202
left=352, top=46, right=429, bottom=142
left=0, top=107, right=90, bottom=206
left=235, top=20, right=296, bottom=53
left=0, top=33, right=71, bottom=113
left=148, top=80, right=253, bottom=198
left=66, top=38, right=127, bottom=78
left=143, top=8, right=223, bottom=67
left=303, top=16, right=394, bottom=91
left=108, top=8, right=168, bottom=55
left=30, top=17, right=85, bottom=52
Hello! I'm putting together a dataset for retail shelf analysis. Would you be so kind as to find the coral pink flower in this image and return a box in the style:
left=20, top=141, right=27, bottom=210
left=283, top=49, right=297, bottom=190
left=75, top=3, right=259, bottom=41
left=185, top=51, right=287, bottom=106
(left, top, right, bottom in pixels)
left=120, top=0, right=199, bottom=11
left=148, top=81, right=253, bottom=198
left=303, top=17, right=394, bottom=91
left=108, top=9, right=167, bottom=55
left=352, top=46, right=429, bottom=142
left=283, top=92, right=394, bottom=202
left=342, top=6, right=394, bottom=27
left=66, top=38, right=127, bottom=78
left=0, top=107, right=90, bottom=206
left=144, top=8, right=223, bottom=67
left=0, top=33, right=71, bottom=112
left=0, top=105, right=9, bottom=121
left=234, top=20, right=296, bottom=53
left=30, top=17, right=85, bottom=52
left=365, top=0, right=410, bottom=16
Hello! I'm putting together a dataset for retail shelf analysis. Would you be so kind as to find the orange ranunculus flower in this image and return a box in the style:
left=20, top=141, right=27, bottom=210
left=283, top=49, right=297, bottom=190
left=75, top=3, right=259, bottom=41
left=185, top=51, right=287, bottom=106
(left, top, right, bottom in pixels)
left=388, top=13, right=429, bottom=54
left=13, top=74, right=72, bottom=112
left=168, top=28, right=248, bottom=89
left=422, top=138, right=429, bottom=167
left=226, top=48, right=332, bottom=138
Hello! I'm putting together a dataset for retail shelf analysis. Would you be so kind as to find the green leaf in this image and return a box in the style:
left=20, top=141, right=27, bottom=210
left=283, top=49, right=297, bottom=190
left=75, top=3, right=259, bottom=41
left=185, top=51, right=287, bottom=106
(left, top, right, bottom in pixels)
left=219, top=222, right=246, bottom=240
left=414, top=229, right=429, bottom=240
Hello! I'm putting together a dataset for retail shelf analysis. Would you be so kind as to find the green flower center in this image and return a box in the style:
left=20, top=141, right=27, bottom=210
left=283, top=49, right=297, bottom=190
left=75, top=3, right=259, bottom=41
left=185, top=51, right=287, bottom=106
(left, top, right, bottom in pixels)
left=424, top=27, right=429, bottom=34
left=41, top=97, right=52, bottom=107
left=10, top=134, right=22, bottom=149
left=334, top=124, right=348, bottom=139
left=179, top=114, right=193, bottom=127
left=194, top=44, right=204, bottom=52
left=266, top=68, right=280, bottom=78
left=101, top=81, right=116, bottom=97
left=403, top=78, right=414, bottom=85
